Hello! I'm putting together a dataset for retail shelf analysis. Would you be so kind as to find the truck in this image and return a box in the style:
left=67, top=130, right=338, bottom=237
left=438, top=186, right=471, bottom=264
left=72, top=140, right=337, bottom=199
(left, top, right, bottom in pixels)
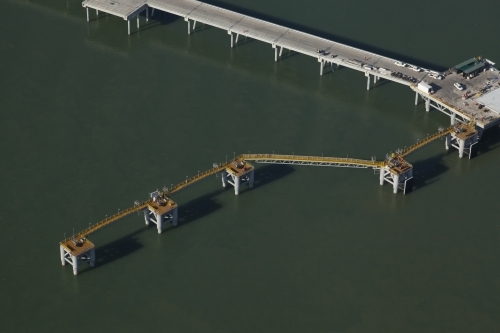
left=417, top=82, right=434, bottom=94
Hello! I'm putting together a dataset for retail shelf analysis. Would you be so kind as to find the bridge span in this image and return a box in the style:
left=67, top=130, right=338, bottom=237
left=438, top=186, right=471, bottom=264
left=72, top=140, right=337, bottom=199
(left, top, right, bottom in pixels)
left=81, top=0, right=500, bottom=130
left=60, top=121, right=477, bottom=275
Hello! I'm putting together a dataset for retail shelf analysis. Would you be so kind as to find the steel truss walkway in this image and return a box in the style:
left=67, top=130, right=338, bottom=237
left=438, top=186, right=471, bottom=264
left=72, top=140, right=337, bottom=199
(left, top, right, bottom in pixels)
left=59, top=121, right=477, bottom=275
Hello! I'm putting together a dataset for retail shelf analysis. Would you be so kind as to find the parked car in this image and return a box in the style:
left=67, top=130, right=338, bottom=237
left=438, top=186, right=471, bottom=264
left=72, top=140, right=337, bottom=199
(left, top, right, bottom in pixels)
left=409, top=65, right=421, bottom=72
left=429, top=74, right=444, bottom=80
left=395, top=61, right=407, bottom=67
left=454, top=83, right=465, bottom=90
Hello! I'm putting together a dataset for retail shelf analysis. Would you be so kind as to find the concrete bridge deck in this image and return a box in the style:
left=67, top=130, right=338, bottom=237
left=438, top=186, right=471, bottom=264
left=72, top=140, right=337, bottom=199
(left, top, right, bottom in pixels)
left=81, top=0, right=500, bottom=129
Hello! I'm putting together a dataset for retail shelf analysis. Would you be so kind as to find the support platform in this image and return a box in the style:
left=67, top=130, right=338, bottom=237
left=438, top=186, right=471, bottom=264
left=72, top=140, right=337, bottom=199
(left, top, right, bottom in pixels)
left=60, top=238, right=95, bottom=276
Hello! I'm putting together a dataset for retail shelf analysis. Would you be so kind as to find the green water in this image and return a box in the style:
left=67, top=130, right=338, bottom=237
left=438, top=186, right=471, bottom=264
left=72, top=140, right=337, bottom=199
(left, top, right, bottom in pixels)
left=1, top=0, right=500, bottom=332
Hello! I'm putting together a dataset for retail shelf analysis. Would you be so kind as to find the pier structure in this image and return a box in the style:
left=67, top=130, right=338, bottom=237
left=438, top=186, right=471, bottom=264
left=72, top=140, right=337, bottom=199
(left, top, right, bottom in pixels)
left=143, top=191, right=179, bottom=233
left=59, top=118, right=477, bottom=275
left=221, top=160, right=254, bottom=195
left=82, top=0, right=500, bottom=131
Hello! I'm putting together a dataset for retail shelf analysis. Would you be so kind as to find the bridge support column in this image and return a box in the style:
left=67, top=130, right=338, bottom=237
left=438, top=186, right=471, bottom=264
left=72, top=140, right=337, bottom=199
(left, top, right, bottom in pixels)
left=275, top=46, right=278, bottom=61
left=221, top=170, right=228, bottom=187
left=279, top=46, right=283, bottom=57
left=233, top=176, right=240, bottom=195
left=86, top=8, right=89, bottom=22
left=151, top=8, right=155, bottom=17
left=60, top=246, right=66, bottom=266
left=72, top=255, right=79, bottom=276
left=128, top=20, right=130, bottom=35
left=415, top=91, right=419, bottom=105
left=146, top=7, right=149, bottom=22
left=172, top=208, right=178, bottom=227
left=187, top=18, right=190, bottom=34
left=235, top=33, right=239, bottom=44
left=193, top=20, right=197, bottom=30
left=96, top=9, right=99, bottom=15
left=89, top=248, right=96, bottom=267
left=445, top=134, right=451, bottom=150
left=143, top=209, right=149, bottom=226
left=425, top=98, right=430, bottom=112
left=249, top=170, right=255, bottom=188
left=450, top=113, right=456, bottom=125
left=156, top=213, right=163, bottom=234
left=320, top=60, right=324, bottom=76
left=366, top=72, right=370, bottom=90
left=137, top=15, right=140, bottom=29
left=458, top=139, right=465, bottom=158
left=379, top=168, right=385, bottom=185
left=392, top=174, right=399, bottom=194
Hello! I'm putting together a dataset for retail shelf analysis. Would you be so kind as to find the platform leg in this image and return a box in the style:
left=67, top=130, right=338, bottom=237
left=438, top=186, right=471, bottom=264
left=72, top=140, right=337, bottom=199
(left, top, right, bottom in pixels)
left=379, top=168, right=385, bottom=185
left=151, top=8, right=155, bottom=17
left=146, top=7, right=149, bottom=22
left=450, top=113, right=456, bottom=125
left=72, top=255, right=78, bottom=276
left=86, top=8, right=89, bottom=22
left=366, top=74, right=370, bottom=90
left=222, top=171, right=228, bottom=187
left=96, top=9, right=99, bottom=15
left=60, top=246, right=66, bottom=266
left=458, top=139, right=465, bottom=158
left=128, top=20, right=130, bottom=35
left=137, top=15, right=139, bottom=29
left=187, top=20, right=190, bottom=34
left=425, top=98, right=430, bottom=112
left=172, top=208, right=178, bottom=227
left=279, top=46, right=283, bottom=57
left=89, top=249, right=96, bottom=267
left=156, top=213, right=163, bottom=234
left=392, top=174, right=399, bottom=194
left=249, top=170, right=255, bottom=188
left=274, top=47, right=277, bottom=61
left=230, top=33, right=233, bottom=48
left=320, top=60, right=324, bottom=76
left=235, top=33, right=239, bottom=44
left=143, top=209, right=149, bottom=226
left=415, top=91, right=418, bottom=105
left=234, top=176, right=240, bottom=195
left=445, top=134, right=451, bottom=150
left=193, top=20, right=196, bottom=30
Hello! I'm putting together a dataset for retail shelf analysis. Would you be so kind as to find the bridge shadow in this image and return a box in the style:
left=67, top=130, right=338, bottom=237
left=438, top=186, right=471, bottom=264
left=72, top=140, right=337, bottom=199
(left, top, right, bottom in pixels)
left=74, top=228, right=146, bottom=274
left=175, top=164, right=295, bottom=225
left=411, top=152, right=449, bottom=191
left=478, top=126, right=500, bottom=155
left=202, top=0, right=447, bottom=71
left=253, top=163, right=295, bottom=188
left=177, top=188, right=225, bottom=226
left=79, top=164, right=295, bottom=271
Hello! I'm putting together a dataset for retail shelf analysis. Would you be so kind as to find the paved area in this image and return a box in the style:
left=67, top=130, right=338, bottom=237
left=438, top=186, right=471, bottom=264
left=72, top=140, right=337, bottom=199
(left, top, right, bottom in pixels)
left=423, top=69, right=500, bottom=128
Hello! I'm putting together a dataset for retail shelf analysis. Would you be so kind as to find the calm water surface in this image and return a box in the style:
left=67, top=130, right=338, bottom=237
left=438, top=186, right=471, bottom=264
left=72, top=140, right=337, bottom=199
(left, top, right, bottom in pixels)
left=1, top=0, right=500, bottom=332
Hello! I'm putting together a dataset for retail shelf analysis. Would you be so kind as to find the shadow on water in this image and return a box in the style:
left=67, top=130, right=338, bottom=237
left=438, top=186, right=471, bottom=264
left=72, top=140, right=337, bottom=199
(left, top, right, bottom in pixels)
left=202, top=0, right=448, bottom=71
left=253, top=164, right=295, bottom=188
left=78, top=228, right=146, bottom=274
left=178, top=164, right=295, bottom=226
left=411, top=152, right=449, bottom=191
left=478, top=126, right=500, bottom=154
left=178, top=188, right=225, bottom=226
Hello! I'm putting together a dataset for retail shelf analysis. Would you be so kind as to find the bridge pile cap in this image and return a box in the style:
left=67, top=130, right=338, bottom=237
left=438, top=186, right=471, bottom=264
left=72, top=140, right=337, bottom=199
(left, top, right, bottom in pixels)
left=148, top=199, right=177, bottom=215
left=60, top=238, right=95, bottom=256
left=454, top=126, right=477, bottom=141
left=226, top=160, right=254, bottom=177
left=386, top=158, right=413, bottom=175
